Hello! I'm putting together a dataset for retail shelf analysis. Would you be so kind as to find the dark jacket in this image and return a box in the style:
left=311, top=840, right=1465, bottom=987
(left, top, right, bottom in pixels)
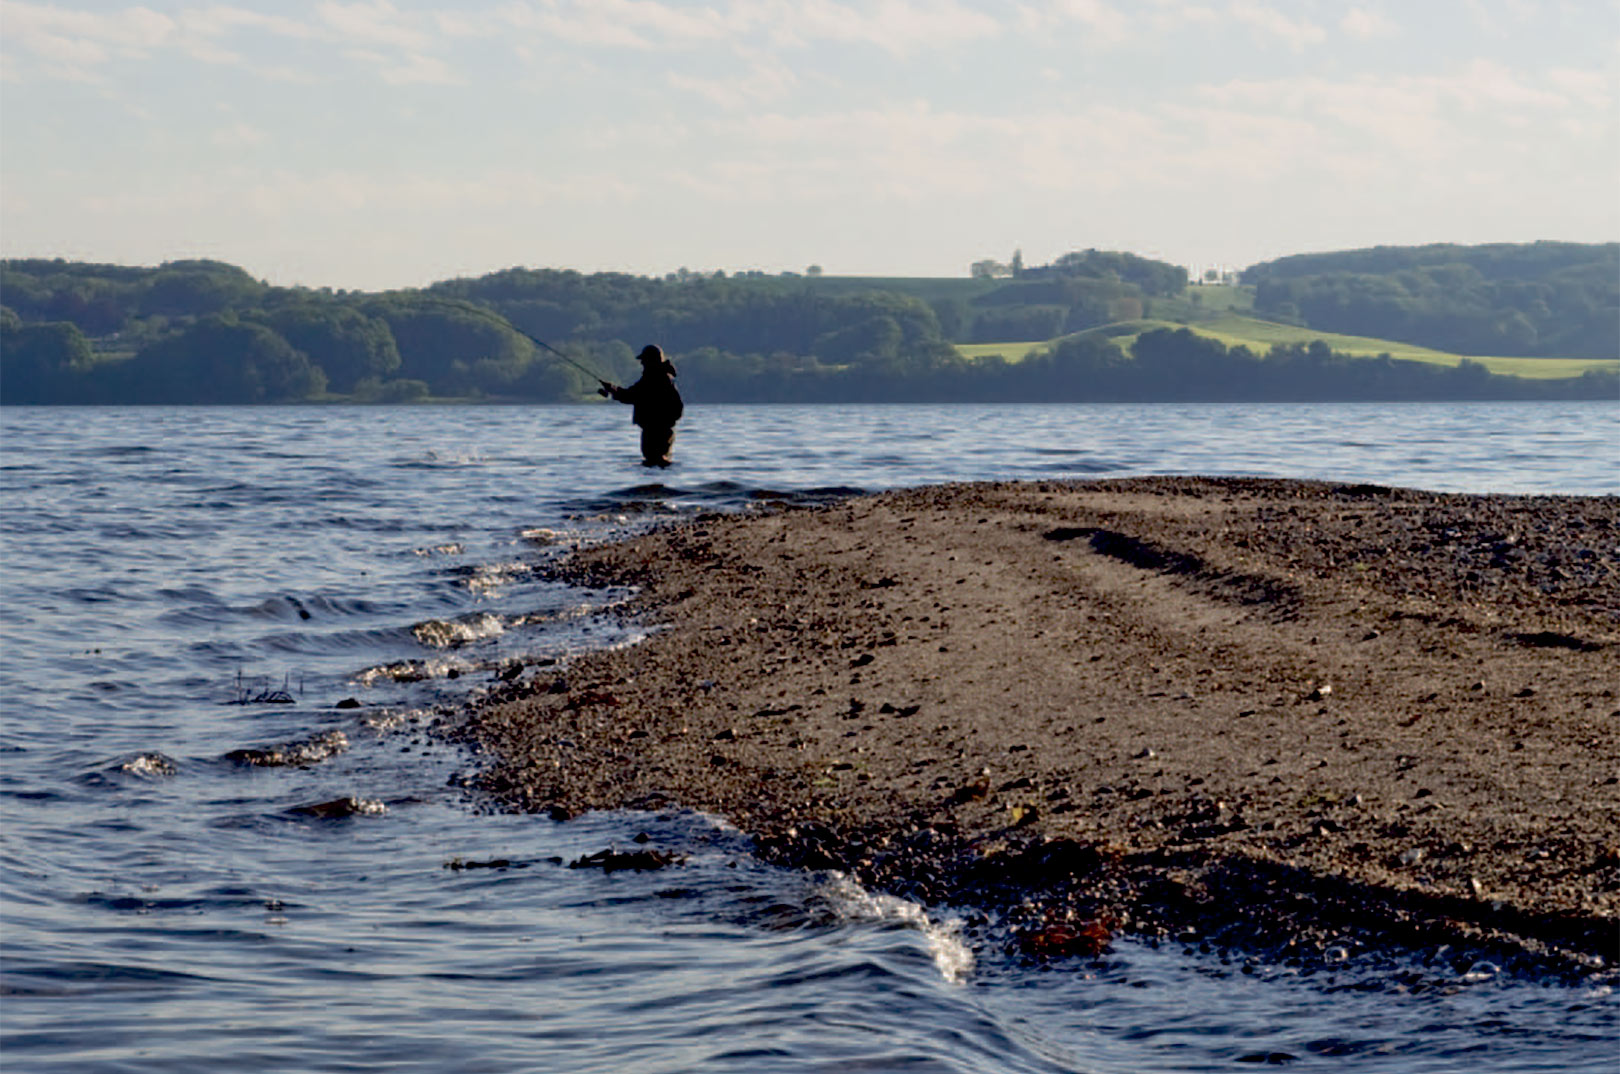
left=610, top=360, right=683, bottom=429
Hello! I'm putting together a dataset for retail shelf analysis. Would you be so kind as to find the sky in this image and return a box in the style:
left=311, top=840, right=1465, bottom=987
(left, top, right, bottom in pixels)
left=1, top=0, right=1617, bottom=291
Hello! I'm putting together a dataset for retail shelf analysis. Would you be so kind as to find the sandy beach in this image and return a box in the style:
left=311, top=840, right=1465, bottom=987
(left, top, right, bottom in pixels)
left=461, top=478, right=1619, bottom=974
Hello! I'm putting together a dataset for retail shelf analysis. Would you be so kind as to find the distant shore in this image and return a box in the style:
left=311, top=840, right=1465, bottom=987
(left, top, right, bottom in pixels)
left=461, top=477, right=1619, bottom=974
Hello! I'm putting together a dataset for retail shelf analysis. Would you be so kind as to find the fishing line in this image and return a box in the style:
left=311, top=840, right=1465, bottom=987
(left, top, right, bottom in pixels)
left=412, top=296, right=614, bottom=384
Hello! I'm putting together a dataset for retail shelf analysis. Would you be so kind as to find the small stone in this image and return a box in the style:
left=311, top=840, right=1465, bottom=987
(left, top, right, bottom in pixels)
left=334, top=697, right=362, bottom=709
left=1398, top=847, right=1425, bottom=866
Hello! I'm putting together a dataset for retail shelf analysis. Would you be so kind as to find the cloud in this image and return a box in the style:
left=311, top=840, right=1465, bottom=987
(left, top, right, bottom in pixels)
left=1148, top=3, right=1220, bottom=32
left=1046, top=0, right=1130, bottom=40
left=691, top=100, right=1320, bottom=204
left=668, top=54, right=798, bottom=108
left=212, top=121, right=268, bottom=147
left=0, top=1, right=176, bottom=79
left=318, top=0, right=432, bottom=53
left=1228, top=1, right=1326, bottom=50
left=471, top=0, right=737, bottom=51
left=346, top=49, right=460, bottom=85
left=761, top=0, right=1002, bottom=54
left=1339, top=7, right=1398, bottom=38
left=0, top=0, right=452, bottom=85
left=0, top=2, right=176, bottom=52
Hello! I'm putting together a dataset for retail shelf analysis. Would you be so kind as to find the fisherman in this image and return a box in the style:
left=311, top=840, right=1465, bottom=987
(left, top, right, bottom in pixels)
left=599, top=344, right=683, bottom=467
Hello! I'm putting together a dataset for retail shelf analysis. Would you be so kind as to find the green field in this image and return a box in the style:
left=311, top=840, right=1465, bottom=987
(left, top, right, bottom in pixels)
left=742, top=273, right=1615, bottom=380
left=956, top=340, right=1054, bottom=362
left=960, top=314, right=1620, bottom=380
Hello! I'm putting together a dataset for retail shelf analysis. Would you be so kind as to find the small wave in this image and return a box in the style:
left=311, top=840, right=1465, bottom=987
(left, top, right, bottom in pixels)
left=248, top=595, right=316, bottom=621
left=399, top=449, right=486, bottom=468
left=224, top=730, right=348, bottom=768
left=81, top=445, right=159, bottom=458
left=286, top=795, right=386, bottom=819
left=460, top=562, right=537, bottom=596
left=413, top=543, right=464, bottom=557
left=2, top=960, right=214, bottom=990
left=519, top=527, right=567, bottom=546
left=564, top=480, right=867, bottom=516
left=62, top=586, right=124, bottom=605
left=412, top=613, right=505, bottom=649
left=1038, top=461, right=1122, bottom=474
left=118, top=753, right=178, bottom=778
left=354, top=657, right=462, bottom=685
left=359, top=708, right=425, bottom=733
left=819, top=874, right=974, bottom=984
left=747, top=485, right=866, bottom=506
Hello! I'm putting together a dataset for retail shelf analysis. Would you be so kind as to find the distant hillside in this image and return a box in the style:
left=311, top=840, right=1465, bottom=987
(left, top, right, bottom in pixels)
left=1241, top=242, right=1618, bottom=359
left=2, top=247, right=1614, bottom=404
left=960, top=315, right=1620, bottom=380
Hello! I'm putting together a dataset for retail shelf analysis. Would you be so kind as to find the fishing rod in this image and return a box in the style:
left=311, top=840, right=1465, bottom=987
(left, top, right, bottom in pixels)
left=413, top=296, right=615, bottom=385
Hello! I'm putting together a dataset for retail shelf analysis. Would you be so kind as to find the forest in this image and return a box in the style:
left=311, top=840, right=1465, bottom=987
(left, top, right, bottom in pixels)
left=1, top=243, right=1615, bottom=405
left=1243, top=242, right=1617, bottom=359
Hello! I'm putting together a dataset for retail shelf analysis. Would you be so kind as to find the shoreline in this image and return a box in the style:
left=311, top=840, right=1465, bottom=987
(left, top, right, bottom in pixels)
left=459, top=477, right=1619, bottom=975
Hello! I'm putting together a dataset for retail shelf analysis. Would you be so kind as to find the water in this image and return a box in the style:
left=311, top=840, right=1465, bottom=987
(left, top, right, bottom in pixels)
left=2, top=402, right=1616, bottom=1073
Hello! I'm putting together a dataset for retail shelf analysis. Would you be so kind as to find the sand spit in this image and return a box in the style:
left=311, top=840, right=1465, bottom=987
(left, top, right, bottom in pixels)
left=462, top=477, right=1619, bottom=975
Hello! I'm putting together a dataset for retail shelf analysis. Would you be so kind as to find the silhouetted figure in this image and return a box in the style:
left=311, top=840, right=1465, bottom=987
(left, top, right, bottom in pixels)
left=599, top=345, right=683, bottom=467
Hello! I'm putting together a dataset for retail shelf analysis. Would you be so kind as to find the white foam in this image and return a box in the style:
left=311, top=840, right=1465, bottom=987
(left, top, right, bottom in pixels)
left=462, top=562, right=536, bottom=596
left=354, top=657, right=462, bottom=686
left=121, top=753, right=177, bottom=778
left=411, top=613, right=505, bottom=649
left=820, top=873, right=974, bottom=984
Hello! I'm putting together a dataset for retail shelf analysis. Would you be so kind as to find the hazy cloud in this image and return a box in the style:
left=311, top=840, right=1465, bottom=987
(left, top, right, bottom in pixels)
left=668, top=54, right=799, bottom=108
left=212, top=121, right=267, bottom=147
left=345, top=48, right=459, bottom=85
left=1228, top=1, right=1327, bottom=49
left=1339, top=7, right=1399, bottom=38
left=317, top=1, right=433, bottom=53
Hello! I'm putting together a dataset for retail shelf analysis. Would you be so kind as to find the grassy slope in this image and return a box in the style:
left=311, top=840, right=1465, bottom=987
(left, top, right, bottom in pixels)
left=961, top=313, right=1619, bottom=380
left=737, top=275, right=1615, bottom=379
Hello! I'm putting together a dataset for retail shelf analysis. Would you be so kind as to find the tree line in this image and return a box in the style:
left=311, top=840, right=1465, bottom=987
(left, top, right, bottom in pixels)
left=1, top=248, right=1614, bottom=405
left=1243, top=242, right=1618, bottom=358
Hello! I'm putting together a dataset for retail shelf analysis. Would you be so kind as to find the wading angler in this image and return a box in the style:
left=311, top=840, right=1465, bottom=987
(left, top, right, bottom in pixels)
left=600, top=345, right=683, bottom=467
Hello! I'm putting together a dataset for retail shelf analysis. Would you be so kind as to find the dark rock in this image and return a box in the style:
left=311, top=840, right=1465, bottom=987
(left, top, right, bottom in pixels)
left=569, top=847, right=684, bottom=872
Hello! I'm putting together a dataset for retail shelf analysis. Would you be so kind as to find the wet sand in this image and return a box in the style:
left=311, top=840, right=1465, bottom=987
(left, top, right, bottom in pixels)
left=462, top=478, right=1619, bottom=973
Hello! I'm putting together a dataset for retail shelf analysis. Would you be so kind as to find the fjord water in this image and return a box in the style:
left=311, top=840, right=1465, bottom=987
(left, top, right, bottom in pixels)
left=2, top=402, right=1615, bottom=1073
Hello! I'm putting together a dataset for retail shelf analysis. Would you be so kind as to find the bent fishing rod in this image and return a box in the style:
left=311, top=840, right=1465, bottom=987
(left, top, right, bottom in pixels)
left=414, top=296, right=614, bottom=385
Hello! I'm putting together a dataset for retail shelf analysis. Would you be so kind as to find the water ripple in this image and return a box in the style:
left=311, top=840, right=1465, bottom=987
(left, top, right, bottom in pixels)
left=1, top=403, right=1615, bottom=1074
